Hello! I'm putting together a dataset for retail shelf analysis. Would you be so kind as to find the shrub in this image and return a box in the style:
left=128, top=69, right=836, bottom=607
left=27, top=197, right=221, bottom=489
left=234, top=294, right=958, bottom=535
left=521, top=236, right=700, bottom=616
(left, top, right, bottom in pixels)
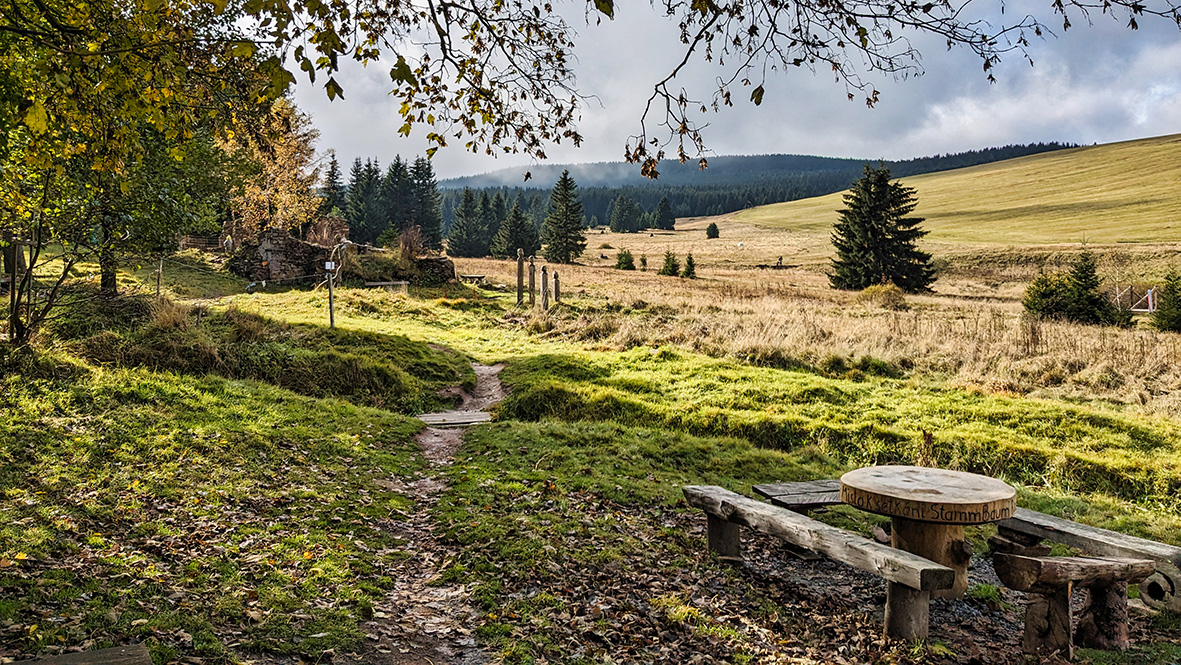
left=639, top=255, right=648, bottom=271
left=681, top=253, right=697, bottom=279
left=706, top=222, right=719, bottom=239
left=658, top=250, right=679, bottom=276
left=615, top=249, right=636, bottom=270
left=1152, top=272, right=1181, bottom=332
left=855, top=284, right=908, bottom=310
left=1022, top=251, right=1131, bottom=327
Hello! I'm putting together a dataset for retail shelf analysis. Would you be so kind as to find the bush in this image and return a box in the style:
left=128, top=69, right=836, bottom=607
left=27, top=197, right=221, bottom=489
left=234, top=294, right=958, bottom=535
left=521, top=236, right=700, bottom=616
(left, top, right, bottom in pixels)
left=1022, top=251, right=1131, bottom=327
left=855, top=284, right=908, bottom=310
left=706, top=222, right=719, bottom=239
left=639, top=255, right=648, bottom=271
left=1152, top=272, right=1181, bottom=332
left=681, top=253, right=696, bottom=279
left=615, top=249, right=636, bottom=271
left=657, top=250, right=679, bottom=276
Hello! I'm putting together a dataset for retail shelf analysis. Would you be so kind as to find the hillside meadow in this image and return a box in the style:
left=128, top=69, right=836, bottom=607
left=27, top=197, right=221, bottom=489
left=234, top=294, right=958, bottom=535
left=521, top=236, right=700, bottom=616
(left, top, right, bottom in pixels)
left=5, top=134, right=1181, bottom=663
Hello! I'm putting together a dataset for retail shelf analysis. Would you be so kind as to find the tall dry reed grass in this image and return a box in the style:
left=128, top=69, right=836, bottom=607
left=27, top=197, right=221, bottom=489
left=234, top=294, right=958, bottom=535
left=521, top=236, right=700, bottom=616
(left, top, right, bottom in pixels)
left=458, top=256, right=1181, bottom=416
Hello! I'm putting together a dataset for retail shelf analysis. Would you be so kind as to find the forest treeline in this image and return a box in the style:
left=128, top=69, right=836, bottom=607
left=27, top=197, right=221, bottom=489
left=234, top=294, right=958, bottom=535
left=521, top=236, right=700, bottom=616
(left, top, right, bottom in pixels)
left=438, top=142, right=1076, bottom=229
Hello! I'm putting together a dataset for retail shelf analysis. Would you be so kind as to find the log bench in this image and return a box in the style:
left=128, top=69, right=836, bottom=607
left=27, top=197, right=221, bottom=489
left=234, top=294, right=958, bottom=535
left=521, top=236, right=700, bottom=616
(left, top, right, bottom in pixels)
left=995, top=507, right=1181, bottom=613
left=683, top=485, right=954, bottom=640
left=992, top=553, right=1155, bottom=659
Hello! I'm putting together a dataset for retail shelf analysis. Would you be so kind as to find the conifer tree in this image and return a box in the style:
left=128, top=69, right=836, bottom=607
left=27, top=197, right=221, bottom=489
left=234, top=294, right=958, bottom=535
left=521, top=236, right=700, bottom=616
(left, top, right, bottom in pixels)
left=540, top=170, right=586, bottom=264
left=654, top=196, right=676, bottom=230
left=1152, top=272, right=1181, bottom=332
left=410, top=156, right=444, bottom=249
left=609, top=195, right=642, bottom=233
left=706, top=222, right=719, bottom=239
left=321, top=152, right=347, bottom=214
left=345, top=158, right=383, bottom=244
left=615, top=249, right=636, bottom=270
left=658, top=249, right=679, bottom=276
left=491, top=201, right=540, bottom=258
left=829, top=164, right=934, bottom=293
left=1022, top=251, right=1129, bottom=326
left=376, top=156, right=413, bottom=243
left=681, top=252, right=697, bottom=278
left=490, top=192, right=508, bottom=237
left=447, top=188, right=490, bottom=257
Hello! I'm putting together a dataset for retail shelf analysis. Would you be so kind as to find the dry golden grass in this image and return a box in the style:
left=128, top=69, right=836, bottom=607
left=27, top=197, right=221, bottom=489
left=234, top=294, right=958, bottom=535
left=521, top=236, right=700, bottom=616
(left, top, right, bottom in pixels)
left=736, top=133, right=1181, bottom=247
left=458, top=255, right=1181, bottom=417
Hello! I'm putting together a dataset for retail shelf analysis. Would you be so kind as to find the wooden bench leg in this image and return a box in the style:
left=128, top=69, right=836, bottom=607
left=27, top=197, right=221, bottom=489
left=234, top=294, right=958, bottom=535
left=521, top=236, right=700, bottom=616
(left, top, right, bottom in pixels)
left=707, top=513, right=743, bottom=563
left=885, top=581, right=929, bottom=640
left=1075, top=581, right=1130, bottom=651
left=1024, top=583, right=1073, bottom=660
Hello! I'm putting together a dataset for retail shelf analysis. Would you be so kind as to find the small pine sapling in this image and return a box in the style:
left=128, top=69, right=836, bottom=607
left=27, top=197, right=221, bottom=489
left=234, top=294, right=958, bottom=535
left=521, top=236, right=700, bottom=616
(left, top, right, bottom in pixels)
left=1152, top=272, right=1181, bottom=332
left=706, top=222, right=719, bottom=239
left=658, top=249, right=679, bottom=276
left=615, top=249, right=636, bottom=270
left=640, top=254, right=648, bottom=271
left=681, top=252, right=696, bottom=278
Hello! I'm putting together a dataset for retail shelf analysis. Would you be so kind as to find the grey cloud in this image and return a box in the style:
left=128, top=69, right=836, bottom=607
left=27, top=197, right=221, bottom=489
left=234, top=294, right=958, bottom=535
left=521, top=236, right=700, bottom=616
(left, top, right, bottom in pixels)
left=292, top=6, right=1180, bottom=179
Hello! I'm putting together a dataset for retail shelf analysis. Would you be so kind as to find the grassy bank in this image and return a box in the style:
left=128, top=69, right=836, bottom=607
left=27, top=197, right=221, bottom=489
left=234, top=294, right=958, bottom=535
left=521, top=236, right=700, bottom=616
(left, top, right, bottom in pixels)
left=0, top=351, right=429, bottom=662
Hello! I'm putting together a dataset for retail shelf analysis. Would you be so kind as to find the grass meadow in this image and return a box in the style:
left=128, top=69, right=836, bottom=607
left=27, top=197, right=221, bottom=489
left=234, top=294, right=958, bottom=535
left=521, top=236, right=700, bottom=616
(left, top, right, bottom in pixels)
left=4, top=135, right=1181, bottom=663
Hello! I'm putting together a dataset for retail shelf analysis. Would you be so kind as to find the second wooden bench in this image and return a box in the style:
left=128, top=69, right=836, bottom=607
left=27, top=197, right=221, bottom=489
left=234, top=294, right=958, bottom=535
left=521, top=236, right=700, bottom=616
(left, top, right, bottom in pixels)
left=683, top=485, right=953, bottom=640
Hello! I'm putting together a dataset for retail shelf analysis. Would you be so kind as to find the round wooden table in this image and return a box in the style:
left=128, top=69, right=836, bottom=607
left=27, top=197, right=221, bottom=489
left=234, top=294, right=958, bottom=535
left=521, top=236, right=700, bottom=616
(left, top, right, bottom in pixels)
left=840, top=465, right=1017, bottom=598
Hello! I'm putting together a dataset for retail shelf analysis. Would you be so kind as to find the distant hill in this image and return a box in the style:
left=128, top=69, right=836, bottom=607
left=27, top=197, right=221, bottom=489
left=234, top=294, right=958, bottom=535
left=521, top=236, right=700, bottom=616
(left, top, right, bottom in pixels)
left=735, top=133, right=1181, bottom=246
left=437, top=143, right=1076, bottom=229
left=441, top=144, right=1074, bottom=190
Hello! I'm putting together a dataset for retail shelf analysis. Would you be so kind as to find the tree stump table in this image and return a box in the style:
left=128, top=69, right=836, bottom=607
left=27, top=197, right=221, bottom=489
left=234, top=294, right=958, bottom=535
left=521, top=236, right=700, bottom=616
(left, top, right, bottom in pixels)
left=841, top=465, right=1017, bottom=599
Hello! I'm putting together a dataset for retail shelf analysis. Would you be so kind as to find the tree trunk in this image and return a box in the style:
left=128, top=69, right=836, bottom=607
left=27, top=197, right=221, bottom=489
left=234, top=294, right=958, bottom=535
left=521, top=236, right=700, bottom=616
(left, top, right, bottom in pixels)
left=99, top=217, right=118, bottom=297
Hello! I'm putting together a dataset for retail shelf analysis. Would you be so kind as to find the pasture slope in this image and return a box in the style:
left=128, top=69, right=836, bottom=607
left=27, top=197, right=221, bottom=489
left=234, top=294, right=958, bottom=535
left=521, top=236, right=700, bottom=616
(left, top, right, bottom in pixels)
left=735, top=133, right=1181, bottom=246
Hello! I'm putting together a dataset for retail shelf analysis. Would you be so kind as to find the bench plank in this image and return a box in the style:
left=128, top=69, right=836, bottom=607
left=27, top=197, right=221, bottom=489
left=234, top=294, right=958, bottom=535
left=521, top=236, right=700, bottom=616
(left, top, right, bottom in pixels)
left=999, top=508, right=1181, bottom=563
left=11, top=644, right=151, bottom=665
left=683, top=485, right=954, bottom=591
left=994, top=554, right=1155, bottom=591
left=1000, top=507, right=1181, bottom=611
left=753, top=480, right=843, bottom=511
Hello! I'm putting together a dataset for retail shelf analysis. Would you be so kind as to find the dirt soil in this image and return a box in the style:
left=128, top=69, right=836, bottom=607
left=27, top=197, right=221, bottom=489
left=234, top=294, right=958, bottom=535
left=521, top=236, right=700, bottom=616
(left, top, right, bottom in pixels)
left=331, top=363, right=506, bottom=665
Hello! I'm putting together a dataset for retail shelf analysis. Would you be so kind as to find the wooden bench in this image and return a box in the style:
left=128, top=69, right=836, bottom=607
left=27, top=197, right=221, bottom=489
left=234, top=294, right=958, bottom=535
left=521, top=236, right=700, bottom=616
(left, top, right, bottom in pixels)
left=995, top=507, right=1181, bottom=613
left=683, top=485, right=954, bottom=640
left=364, top=280, right=409, bottom=293
left=753, top=479, right=842, bottom=513
left=993, top=553, right=1154, bottom=659
left=12, top=644, right=151, bottom=665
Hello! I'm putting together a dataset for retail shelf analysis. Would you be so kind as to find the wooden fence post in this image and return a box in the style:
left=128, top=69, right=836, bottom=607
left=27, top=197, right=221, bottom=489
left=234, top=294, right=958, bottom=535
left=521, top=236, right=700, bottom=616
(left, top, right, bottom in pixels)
left=516, top=248, right=525, bottom=307
left=553, top=270, right=560, bottom=303
left=540, top=265, right=549, bottom=309
left=528, top=257, right=536, bottom=306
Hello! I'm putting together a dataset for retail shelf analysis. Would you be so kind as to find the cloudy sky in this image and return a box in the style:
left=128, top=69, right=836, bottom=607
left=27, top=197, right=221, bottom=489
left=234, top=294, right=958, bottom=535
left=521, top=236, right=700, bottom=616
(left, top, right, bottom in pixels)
left=291, top=3, right=1181, bottom=181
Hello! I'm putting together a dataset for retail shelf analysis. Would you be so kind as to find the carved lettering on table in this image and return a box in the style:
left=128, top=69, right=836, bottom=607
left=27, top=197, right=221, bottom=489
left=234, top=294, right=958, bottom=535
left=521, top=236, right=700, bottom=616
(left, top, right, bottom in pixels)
left=840, top=486, right=1014, bottom=524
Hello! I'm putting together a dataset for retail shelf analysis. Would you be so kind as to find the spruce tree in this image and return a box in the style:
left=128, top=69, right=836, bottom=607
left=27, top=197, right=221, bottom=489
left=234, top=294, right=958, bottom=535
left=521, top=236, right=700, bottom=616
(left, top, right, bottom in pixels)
left=609, top=195, right=641, bottom=233
left=658, top=249, right=679, bottom=276
left=490, top=192, right=508, bottom=238
left=1022, top=251, right=1129, bottom=326
left=410, top=157, right=444, bottom=249
left=706, top=222, right=719, bottom=239
left=654, top=196, right=676, bottom=230
left=540, top=170, right=586, bottom=264
left=829, top=164, right=935, bottom=293
left=681, top=252, right=697, bottom=279
left=377, top=156, right=412, bottom=242
left=345, top=158, right=382, bottom=244
left=615, top=249, right=636, bottom=270
left=1152, top=272, right=1181, bottom=332
left=321, top=153, right=347, bottom=214
left=491, top=201, right=540, bottom=259
left=447, top=188, right=490, bottom=257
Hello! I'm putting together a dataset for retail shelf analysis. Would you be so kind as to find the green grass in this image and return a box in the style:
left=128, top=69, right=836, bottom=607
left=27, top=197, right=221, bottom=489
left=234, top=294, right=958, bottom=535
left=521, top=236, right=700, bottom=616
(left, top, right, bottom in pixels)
left=5, top=265, right=1181, bottom=663
left=737, top=133, right=1181, bottom=247
left=495, top=347, right=1181, bottom=526
left=0, top=349, right=429, bottom=662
